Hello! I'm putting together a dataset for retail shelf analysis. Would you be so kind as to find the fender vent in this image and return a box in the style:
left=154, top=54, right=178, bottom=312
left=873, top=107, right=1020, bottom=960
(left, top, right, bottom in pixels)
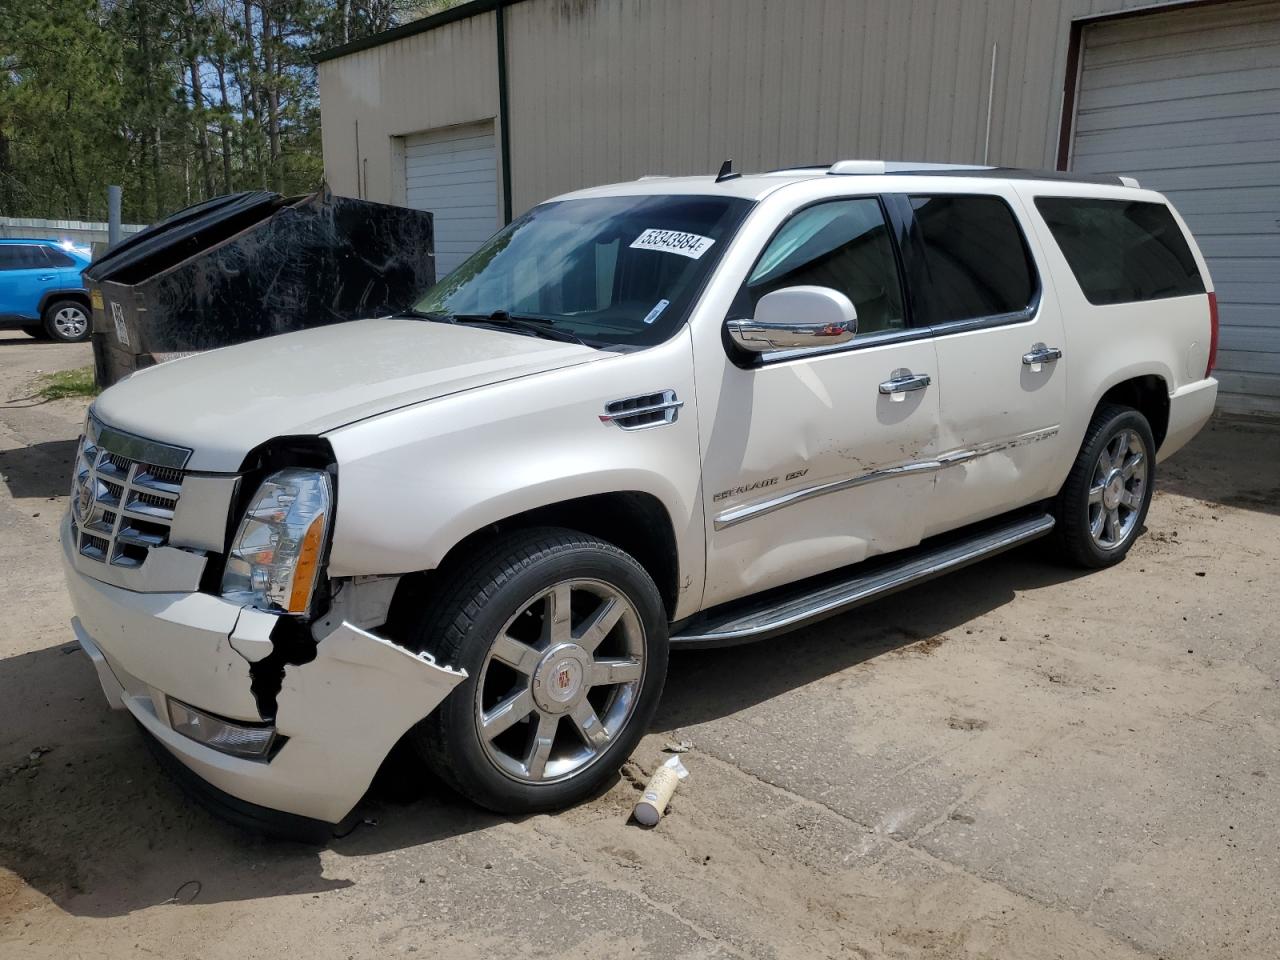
left=599, top=390, right=683, bottom=431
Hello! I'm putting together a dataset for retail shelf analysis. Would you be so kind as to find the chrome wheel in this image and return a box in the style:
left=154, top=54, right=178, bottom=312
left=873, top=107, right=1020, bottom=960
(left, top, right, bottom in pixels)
left=475, top=578, right=645, bottom=784
left=1088, top=428, right=1147, bottom=550
left=52, top=305, right=89, bottom=340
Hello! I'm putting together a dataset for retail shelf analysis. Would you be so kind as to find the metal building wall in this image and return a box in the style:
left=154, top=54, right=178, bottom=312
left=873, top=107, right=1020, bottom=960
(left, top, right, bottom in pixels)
left=317, top=10, right=500, bottom=210
left=317, top=0, right=1197, bottom=214
left=1070, top=0, right=1280, bottom=413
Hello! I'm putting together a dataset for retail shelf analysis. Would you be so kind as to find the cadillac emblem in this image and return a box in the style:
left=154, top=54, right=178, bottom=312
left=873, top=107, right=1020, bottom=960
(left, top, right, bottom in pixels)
left=74, top=472, right=96, bottom=521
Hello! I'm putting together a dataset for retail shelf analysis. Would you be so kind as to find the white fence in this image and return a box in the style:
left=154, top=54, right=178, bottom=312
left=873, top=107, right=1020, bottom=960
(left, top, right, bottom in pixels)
left=0, top=216, right=147, bottom=251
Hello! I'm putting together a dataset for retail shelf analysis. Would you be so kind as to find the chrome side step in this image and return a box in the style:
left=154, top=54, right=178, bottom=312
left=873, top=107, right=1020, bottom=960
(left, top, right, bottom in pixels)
left=671, top=513, right=1055, bottom=647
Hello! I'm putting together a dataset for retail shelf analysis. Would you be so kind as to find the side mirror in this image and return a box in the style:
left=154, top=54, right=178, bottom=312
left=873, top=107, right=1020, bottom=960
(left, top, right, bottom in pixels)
left=725, top=286, right=858, bottom=354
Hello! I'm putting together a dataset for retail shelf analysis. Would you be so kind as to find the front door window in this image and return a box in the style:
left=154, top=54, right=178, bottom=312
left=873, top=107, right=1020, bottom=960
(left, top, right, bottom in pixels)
left=733, top=197, right=906, bottom=337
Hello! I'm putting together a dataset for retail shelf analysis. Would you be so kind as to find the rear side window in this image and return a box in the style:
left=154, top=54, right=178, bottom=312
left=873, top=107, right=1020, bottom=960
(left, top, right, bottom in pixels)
left=41, top=245, right=76, bottom=267
left=909, top=195, right=1037, bottom=324
left=1034, top=198, right=1204, bottom=305
left=737, top=198, right=905, bottom=336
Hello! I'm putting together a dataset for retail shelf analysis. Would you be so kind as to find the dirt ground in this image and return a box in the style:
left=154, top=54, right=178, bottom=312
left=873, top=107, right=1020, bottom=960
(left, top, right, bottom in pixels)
left=1, top=328, right=1278, bottom=960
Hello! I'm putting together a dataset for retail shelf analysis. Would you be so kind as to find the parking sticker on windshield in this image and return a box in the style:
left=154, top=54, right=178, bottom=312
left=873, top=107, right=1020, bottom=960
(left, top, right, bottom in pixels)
left=630, top=228, right=715, bottom=259
left=642, top=299, right=671, bottom=325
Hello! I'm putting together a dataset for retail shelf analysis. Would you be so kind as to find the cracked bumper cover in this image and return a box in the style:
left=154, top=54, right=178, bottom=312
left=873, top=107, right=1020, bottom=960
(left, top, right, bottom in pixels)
left=60, top=518, right=466, bottom=825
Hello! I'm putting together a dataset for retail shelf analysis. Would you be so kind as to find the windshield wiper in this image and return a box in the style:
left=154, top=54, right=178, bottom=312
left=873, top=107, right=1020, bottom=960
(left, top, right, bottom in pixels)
left=397, top=307, right=453, bottom=321
left=449, top=310, right=590, bottom=346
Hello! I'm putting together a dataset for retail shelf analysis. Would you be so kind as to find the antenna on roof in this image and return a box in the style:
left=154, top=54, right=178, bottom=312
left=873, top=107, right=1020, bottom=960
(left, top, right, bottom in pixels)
left=715, top=159, right=741, bottom=183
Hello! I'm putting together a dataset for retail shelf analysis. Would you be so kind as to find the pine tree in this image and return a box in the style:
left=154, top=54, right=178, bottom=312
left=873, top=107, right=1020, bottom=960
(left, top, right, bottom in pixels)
left=0, top=0, right=462, bottom=221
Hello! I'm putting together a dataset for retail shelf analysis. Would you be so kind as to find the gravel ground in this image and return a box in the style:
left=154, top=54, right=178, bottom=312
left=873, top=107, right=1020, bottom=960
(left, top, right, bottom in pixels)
left=1, top=328, right=1277, bottom=959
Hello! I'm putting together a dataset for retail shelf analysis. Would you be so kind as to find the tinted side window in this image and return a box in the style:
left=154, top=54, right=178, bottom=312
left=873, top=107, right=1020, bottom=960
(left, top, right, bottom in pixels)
left=737, top=198, right=904, bottom=336
left=1034, top=198, right=1204, bottom=305
left=909, top=195, right=1037, bottom=323
left=41, top=245, right=76, bottom=267
left=0, top=245, right=50, bottom=270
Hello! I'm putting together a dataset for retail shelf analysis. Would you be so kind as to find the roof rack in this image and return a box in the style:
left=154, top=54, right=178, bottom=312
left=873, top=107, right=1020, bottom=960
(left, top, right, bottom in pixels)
left=769, top=160, right=1139, bottom=188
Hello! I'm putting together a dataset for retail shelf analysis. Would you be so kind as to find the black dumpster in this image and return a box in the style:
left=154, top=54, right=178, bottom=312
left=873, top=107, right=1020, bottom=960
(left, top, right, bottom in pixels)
left=83, top=186, right=435, bottom=387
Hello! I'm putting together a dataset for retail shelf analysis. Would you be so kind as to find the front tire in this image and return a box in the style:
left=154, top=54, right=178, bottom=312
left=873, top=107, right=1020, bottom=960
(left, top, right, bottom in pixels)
left=408, top=528, right=669, bottom=813
left=42, top=299, right=90, bottom=342
left=1052, top=403, right=1155, bottom=568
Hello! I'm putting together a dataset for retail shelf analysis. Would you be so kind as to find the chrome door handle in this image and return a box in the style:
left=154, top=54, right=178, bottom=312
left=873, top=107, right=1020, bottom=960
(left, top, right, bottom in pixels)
left=1022, top=343, right=1062, bottom=365
left=878, top=371, right=932, bottom=395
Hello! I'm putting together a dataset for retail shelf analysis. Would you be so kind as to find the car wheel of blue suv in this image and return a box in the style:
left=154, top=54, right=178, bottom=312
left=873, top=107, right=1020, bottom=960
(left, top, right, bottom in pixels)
left=42, top=299, right=91, bottom=342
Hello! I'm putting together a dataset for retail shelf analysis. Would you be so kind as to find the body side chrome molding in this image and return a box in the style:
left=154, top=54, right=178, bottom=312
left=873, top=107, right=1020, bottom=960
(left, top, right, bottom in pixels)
left=713, top=426, right=1059, bottom=530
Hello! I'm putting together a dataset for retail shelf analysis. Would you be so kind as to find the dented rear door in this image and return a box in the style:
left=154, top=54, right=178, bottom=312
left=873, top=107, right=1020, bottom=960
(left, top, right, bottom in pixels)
left=897, top=188, right=1071, bottom=536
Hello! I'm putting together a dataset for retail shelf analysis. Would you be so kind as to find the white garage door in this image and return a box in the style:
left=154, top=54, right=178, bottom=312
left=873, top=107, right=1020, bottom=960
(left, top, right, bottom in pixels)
left=1070, top=0, right=1280, bottom=412
left=404, top=121, right=499, bottom=278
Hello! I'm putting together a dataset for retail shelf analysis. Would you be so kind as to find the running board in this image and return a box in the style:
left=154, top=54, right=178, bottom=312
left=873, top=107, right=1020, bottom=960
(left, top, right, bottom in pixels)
left=671, top=513, right=1055, bottom=647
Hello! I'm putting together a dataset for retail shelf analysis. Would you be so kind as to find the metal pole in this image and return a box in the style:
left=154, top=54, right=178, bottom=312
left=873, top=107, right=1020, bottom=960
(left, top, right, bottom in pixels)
left=496, top=1, right=513, bottom=225
left=983, top=43, right=998, bottom=166
left=107, top=185, right=122, bottom=248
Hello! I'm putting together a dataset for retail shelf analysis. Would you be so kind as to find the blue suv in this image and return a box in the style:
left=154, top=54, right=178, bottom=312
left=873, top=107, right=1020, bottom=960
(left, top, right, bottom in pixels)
left=0, top=238, right=93, bottom=342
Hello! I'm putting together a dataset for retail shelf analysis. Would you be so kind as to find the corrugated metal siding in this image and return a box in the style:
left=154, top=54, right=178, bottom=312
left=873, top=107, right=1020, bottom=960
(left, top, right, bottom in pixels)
left=498, top=0, right=1189, bottom=211
left=318, top=0, right=1198, bottom=212
left=1071, top=0, right=1280, bottom=407
left=404, top=122, right=498, bottom=275
left=317, top=11, right=500, bottom=207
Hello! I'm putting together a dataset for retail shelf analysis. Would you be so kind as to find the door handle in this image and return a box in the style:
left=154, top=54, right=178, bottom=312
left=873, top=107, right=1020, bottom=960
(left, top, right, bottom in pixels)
left=37, top=274, right=55, bottom=281
left=1022, top=343, right=1063, bottom=366
left=878, top=371, right=932, bottom=396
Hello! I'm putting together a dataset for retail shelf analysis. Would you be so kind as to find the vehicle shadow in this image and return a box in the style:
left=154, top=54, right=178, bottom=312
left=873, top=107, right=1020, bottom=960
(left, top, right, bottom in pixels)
left=0, top=639, right=513, bottom=917
left=0, top=544, right=1088, bottom=918
left=0, top=439, right=78, bottom=500
left=656, top=546, right=1087, bottom=730
left=1158, top=416, right=1280, bottom=517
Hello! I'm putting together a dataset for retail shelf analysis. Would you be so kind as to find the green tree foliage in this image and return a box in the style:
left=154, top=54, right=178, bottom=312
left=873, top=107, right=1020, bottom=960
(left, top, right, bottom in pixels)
left=0, top=0, right=458, bottom=223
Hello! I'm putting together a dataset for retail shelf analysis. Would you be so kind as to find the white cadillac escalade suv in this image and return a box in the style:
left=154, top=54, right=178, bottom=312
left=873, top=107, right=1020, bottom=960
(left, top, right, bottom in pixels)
left=63, top=161, right=1219, bottom=836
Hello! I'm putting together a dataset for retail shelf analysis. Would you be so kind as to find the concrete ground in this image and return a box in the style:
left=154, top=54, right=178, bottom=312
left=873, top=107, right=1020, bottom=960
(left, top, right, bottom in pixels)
left=0, top=328, right=1277, bottom=959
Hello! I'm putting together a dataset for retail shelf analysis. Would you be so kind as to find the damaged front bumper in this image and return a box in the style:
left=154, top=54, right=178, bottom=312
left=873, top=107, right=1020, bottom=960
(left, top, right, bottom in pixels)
left=60, top=517, right=465, bottom=829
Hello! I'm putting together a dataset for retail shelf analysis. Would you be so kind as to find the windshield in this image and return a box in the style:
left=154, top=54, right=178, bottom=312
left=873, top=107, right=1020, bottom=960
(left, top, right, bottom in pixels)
left=414, top=194, right=753, bottom=348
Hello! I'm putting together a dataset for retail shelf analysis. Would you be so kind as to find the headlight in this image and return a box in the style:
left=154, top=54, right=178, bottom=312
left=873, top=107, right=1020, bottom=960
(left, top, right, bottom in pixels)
left=221, top=468, right=332, bottom=615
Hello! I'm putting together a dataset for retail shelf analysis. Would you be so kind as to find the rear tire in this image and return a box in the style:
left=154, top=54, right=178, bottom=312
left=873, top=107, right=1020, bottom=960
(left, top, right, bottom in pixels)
left=42, top=299, right=90, bottom=343
left=407, top=527, right=669, bottom=813
left=1052, top=403, right=1155, bottom=568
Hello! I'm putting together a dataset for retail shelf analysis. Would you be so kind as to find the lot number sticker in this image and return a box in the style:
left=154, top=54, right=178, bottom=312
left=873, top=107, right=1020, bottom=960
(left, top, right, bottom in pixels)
left=630, top=228, right=715, bottom=259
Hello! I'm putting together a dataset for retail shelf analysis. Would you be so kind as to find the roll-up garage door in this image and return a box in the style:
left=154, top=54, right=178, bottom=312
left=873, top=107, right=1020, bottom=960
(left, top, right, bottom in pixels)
left=1070, top=0, right=1280, bottom=412
left=404, top=121, right=498, bottom=278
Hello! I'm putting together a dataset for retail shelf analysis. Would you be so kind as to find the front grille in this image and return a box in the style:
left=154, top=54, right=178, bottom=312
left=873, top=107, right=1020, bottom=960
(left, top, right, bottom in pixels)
left=70, top=414, right=192, bottom=569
